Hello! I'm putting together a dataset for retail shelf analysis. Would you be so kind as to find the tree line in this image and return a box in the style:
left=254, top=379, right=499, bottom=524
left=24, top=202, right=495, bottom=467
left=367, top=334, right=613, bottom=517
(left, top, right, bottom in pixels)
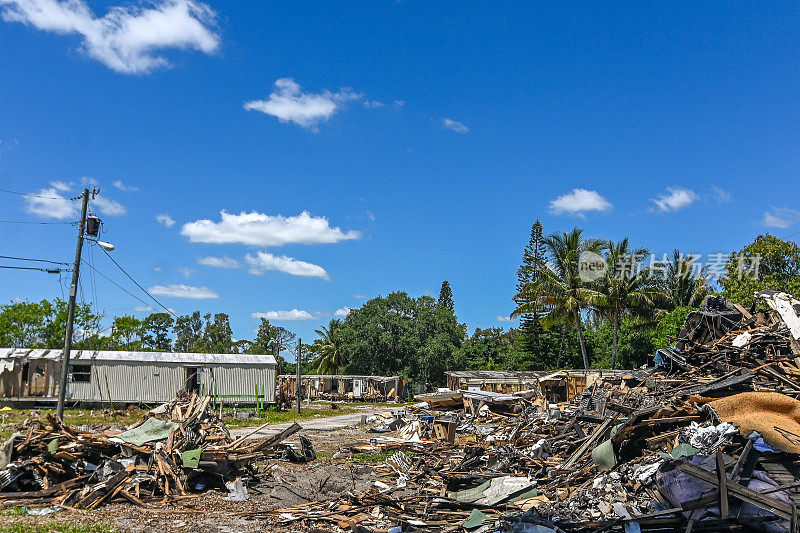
left=2, top=224, right=799, bottom=384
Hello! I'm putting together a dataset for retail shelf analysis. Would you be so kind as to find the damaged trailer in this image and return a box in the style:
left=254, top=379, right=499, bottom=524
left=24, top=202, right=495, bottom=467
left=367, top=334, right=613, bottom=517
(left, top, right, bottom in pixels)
left=445, top=369, right=630, bottom=403
left=0, top=348, right=277, bottom=406
left=277, top=374, right=405, bottom=403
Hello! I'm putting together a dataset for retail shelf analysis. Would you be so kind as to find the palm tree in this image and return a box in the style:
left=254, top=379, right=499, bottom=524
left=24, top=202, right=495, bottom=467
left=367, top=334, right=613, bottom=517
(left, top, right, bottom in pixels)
left=314, top=319, right=346, bottom=374
left=513, top=228, right=605, bottom=369
left=658, top=249, right=710, bottom=309
left=595, top=238, right=663, bottom=369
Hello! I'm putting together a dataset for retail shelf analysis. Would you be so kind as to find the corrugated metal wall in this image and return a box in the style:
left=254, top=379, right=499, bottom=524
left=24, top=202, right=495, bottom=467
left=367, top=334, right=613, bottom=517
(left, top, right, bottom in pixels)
left=67, top=362, right=276, bottom=404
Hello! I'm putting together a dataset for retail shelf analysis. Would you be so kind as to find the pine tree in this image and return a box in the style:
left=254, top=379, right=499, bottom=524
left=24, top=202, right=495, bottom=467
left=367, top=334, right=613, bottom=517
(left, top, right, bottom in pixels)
left=514, top=220, right=547, bottom=367
left=438, top=281, right=455, bottom=313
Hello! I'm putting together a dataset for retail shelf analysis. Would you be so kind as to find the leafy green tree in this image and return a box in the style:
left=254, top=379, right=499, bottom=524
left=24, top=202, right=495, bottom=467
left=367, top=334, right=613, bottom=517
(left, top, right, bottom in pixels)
left=142, top=312, right=174, bottom=351
left=438, top=281, right=455, bottom=313
left=656, top=249, right=709, bottom=309
left=173, top=311, right=204, bottom=352
left=198, top=313, right=234, bottom=353
left=650, top=306, right=696, bottom=350
left=312, top=319, right=346, bottom=374
left=513, top=228, right=605, bottom=369
left=720, top=234, right=800, bottom=307
left=109, top=315, right=144, bottom=350
left=39, top=299, right=101, bottom=348
left=0, top=300, right=53, bottom=347
left=455, top=327, right=518, bottom=370
left=594, top=238, right=661, bottom=369
left=584, top=318, right=654, bottom=370
left=337, top=291, right=465, bottom=384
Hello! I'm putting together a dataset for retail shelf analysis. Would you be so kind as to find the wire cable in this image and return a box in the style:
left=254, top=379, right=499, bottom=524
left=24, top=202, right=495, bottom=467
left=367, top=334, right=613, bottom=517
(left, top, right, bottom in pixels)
left=0, top=219, right=74, bottom=225
left=0, top=265, right=70, bottom=273
left=80, top=259, right=157, bottom=311
left=98, top=247, right=177, bottom=317
left=0, top=187, right=82, bottom=200
left=0, top=255, right=72, bottom=266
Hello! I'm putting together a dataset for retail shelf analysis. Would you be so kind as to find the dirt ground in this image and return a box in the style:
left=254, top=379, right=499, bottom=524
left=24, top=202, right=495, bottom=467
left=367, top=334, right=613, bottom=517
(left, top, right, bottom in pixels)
left=1, top=425, right=381, bottom=533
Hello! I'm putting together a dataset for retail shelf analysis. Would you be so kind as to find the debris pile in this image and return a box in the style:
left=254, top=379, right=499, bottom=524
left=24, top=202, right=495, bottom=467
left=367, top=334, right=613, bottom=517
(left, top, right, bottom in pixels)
left=0, top=393, right=300, bottom=509
left=257, top=291, right=800, bottom=532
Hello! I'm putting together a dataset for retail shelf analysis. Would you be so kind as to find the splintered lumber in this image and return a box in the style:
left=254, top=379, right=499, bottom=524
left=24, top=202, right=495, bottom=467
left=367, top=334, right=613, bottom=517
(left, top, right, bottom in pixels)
left=250, top=422, right=302, bottom=452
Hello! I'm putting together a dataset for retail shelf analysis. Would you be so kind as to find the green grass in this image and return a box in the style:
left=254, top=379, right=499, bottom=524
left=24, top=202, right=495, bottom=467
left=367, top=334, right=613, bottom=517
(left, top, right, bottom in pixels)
left=353, top=452, right=393, bottom=463
left=0, top=507, right=28, bottom=516
left=0, top=522, right=116, bottom=533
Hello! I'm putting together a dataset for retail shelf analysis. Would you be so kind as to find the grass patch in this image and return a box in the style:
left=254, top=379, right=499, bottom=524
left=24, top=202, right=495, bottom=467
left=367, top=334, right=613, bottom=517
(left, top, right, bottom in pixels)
left=0, top=507, right=28, bottom=516
left=353, top=452, right=392, bottom=463
left=0, top=522, right=116, bottom=533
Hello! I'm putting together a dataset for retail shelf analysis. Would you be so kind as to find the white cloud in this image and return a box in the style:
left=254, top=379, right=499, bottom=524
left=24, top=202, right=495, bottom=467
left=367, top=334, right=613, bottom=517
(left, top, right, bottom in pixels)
left=363, top=100, right=384, bottom=108
left=709, top=185, right=731, bottom=204
left=0, top=0, right=219, bottom=74
left=652, top=187, right=697, bottom=212
left=244, top=78, right=362, bottom=131
left=394, top=100, right=404, bottom=108
left=181, top=210, right=360, bottom=246
left=113, top=179, right=137, bottom=192
left=245, top=251, right=329, bottom=280
left=148, top=284, right=218, bottom=299
left=24, top=187, right=78, bottom=219
left=156, top=213, right=176, bottom=227
left=153, top=266, right=162, bottom=272
left=198, top=256, right=240, bottom=269
left=50, top=180, right=73, bottom=192
left=334, top=306, right=352, bottom=317
left=353, top=294, right=367, bottom=299
left=252, top=309, right=314, bottom=321
left=92, top=194, right=126, bottom=215
left=496, top=315, right=515, bottom=322
left=441, top=117, right=469, bottom=133
left=548, top=188, right=612, bottom=217
left=134, top=305, right=154, bottom=312
left=179, top=266, right=192, bottom=278
left=761, top=207, right=800, bottom=229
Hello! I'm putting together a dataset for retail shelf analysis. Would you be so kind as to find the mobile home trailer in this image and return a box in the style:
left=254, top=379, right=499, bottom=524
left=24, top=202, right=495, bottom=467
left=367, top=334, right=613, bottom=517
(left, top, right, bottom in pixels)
left=0, top=348, right=277, bottom=405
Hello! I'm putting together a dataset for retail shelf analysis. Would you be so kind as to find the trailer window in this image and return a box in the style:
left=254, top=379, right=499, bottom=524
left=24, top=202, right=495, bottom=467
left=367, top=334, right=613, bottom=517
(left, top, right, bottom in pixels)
left=70, top=365, right=91, bottom=383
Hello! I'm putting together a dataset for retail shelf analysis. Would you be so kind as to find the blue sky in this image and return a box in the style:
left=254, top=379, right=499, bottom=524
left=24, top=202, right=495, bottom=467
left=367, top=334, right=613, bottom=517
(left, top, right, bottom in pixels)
left=1, top=1, right=800, bottom=355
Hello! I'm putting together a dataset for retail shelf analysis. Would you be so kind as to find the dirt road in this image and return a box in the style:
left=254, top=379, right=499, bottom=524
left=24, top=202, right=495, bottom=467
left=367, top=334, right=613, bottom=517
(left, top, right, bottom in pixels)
left=228, top=405, right=398, bottom=440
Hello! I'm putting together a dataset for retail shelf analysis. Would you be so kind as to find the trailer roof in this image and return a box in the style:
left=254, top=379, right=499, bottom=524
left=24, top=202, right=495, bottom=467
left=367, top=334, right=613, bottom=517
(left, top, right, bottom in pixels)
left=0, top=348, right=277, bottom=366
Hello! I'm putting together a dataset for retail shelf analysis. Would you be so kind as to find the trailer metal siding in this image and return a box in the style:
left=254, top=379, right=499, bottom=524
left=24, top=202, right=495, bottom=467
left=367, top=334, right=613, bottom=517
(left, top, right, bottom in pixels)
left=0, top=348, right=277, bottom=404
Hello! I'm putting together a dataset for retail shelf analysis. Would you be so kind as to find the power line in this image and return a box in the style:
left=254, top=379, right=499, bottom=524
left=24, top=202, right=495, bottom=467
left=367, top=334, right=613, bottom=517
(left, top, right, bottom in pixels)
left=80, top=259, right=157, bottom=312
left=0, top=255, right=72, bottom=266
left=98, top=247, right=177, bottom=317
left=0, top=187, right=82, bottom=201
left=0, top=219, right=74, bottom=225
left=0, top=265, right=70, bottom=273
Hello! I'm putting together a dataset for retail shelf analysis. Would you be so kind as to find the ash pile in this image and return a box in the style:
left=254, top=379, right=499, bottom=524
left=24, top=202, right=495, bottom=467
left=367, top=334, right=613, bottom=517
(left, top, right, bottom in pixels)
left=0, top=393, right=302, bottom=509
left=259, top=290, right=800, bottom=533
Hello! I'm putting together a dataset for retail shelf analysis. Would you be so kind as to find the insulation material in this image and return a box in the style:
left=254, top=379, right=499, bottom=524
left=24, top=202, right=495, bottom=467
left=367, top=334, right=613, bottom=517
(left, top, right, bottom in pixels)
left=709, top=391, right=800, bottom=454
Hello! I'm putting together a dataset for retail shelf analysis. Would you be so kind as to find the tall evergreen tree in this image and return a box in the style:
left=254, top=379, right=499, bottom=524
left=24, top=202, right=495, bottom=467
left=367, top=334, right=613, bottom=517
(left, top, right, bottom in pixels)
left=514, top=220, right=548, bottom=366
left=438, top=281, right=455, bottom=312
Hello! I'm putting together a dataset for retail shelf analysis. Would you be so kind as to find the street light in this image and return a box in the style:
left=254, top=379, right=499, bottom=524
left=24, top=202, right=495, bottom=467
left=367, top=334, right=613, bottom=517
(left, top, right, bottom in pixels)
left=86, top=239, right=115, bottom=251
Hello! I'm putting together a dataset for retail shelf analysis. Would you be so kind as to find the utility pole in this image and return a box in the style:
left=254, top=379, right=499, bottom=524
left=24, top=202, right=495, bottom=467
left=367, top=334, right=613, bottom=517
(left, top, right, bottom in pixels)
left=56, top=188, right=90, bottom=419
left=295, top=339, right=302, bottom=414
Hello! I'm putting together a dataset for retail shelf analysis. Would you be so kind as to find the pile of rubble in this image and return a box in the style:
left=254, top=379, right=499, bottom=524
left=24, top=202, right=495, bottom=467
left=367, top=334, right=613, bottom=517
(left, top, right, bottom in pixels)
left=258, top=290, right=800, bottom=532
left=0, top=393, right=301, bottom=509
